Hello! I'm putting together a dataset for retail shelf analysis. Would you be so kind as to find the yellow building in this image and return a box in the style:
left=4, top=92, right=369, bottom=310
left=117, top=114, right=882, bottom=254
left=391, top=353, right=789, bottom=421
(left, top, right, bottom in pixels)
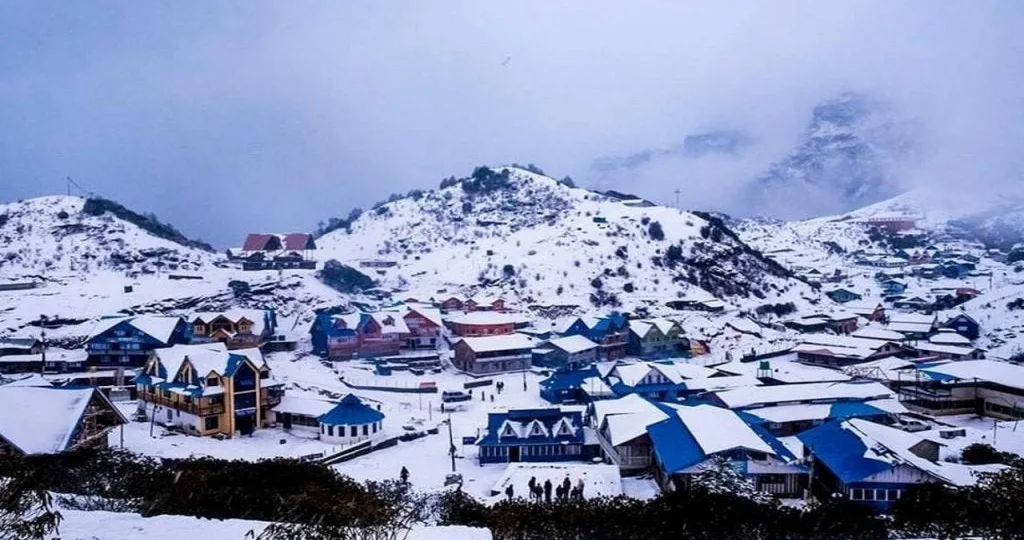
left=136, top=343, right=284, bottom=437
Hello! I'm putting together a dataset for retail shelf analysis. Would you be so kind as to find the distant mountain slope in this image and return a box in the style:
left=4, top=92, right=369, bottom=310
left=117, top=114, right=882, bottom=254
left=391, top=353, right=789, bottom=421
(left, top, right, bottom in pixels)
left=0, top=196, right=217, bottom=277
left=744, top=92, right=916, bottom=219
left=317, top=166, right=819, bottom=314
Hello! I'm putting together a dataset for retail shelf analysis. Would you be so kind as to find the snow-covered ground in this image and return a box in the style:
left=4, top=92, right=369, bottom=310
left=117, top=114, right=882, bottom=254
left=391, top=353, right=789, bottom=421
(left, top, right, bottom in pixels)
left=53, top=509, right=491, bottom=540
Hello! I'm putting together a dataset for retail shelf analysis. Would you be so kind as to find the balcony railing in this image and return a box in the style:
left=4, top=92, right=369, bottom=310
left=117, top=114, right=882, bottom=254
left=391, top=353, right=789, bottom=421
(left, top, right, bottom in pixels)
left=140, top=392, right=225, bottom=416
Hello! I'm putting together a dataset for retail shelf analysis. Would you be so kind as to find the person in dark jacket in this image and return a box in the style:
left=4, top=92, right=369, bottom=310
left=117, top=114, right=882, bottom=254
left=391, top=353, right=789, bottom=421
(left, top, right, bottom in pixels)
left=400, top=466, right=409, bottom=484
left=505, top=484, right=514, bottom=500
left=543, top=479, right=553, bottom=503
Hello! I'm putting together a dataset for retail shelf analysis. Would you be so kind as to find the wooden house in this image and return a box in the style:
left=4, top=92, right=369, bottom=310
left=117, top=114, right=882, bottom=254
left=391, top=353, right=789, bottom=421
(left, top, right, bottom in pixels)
left=943, top=314, right=980, bottom=341
left=189, top=309, right=277, bottom=350
left=402, top=306, right=443, bottom=349
left=0, top=385, right=128, bottom=455
left=478, top=408, right=585, bottom=464
left=136, top=344, right=284, bottom=437
left=0, top=338, right=42, bottom=357
left=237, top=233, right=317, bottom=270
left=309, top=312, right=405, bottom=359
left=880, top=280, right=907, bottom=296
left=627, top=319, right=687, bottom=358
left=85, top=316, right=189, bottom=367
left=563, top=314, right=629, bottom=360
left=446, top=311, right=517, bottom=337
left=452, top=333, right=534, bottom=375
left=532, top=335, right=599, bottom=371
left=798, top=419, right=994, bottom=513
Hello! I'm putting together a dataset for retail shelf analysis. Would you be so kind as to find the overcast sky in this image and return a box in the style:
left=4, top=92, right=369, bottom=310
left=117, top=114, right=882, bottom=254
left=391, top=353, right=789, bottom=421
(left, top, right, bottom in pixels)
left=2, top=1, right=1021, bottom=247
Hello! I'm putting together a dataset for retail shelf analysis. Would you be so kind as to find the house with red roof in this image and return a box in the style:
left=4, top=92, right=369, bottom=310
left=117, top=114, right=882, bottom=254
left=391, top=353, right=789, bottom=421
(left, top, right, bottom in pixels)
left=233, top=233, right=317, bottom=271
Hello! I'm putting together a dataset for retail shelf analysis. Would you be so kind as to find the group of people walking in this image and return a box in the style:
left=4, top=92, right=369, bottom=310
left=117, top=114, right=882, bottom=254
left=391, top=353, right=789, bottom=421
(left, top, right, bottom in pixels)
left=504, top=475, right=585, bottom=503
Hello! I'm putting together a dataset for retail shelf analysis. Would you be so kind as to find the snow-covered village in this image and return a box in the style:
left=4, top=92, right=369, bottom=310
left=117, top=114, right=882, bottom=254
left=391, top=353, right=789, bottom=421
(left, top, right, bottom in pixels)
left=4, top=3, right=1024, bottom=540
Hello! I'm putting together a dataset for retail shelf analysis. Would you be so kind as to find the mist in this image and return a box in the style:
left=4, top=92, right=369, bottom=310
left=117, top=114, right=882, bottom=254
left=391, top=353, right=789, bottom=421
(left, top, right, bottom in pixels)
left=1, top=1, right=1021, bottom=246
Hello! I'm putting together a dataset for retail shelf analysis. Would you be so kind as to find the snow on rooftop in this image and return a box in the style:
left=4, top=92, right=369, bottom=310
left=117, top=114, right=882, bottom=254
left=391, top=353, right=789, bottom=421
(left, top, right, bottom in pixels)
left=929, top=332, right=971, bottom=345
left=592, top=393, right=666, bottom=430
left=715, top=359, right=850, bottom=384
left=851, top=327, right=906, bottom=342
left=154, top=342, right=228, bottom=379
left=921, top=360, right=1024, bottom=391
left=458, top=333, right=535, bottom=353
left=0, top=387, right=95, bottom=454
left=547, top=334, right=598, bottom=354
left=274, top=395, right=340, bottom=418
left=668, top=403, right=775, bottom=456
left=126, top=315, right=184, bottom=344
left=446, top=311, right=521, bottom=325
left=714, top=381, right=894, bottom=409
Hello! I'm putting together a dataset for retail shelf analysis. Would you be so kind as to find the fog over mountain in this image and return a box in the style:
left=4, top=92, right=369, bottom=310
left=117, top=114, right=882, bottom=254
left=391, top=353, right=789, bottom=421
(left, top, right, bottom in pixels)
left=1, top=2, right=1022, bottom=246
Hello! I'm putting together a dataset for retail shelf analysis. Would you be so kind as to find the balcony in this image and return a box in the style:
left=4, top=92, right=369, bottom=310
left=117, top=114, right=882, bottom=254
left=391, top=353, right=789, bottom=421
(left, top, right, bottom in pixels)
left=261, top=393, right=283, bottom=408
left=140, top=392, right=225, bottom=416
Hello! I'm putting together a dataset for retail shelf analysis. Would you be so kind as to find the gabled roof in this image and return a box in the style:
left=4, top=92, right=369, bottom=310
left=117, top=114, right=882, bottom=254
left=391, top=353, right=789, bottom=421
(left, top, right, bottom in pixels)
left=446, top=311, right=519, bottom=326
left=0, top=387, right=127, bottom=455
left=0, top=337, right=39, bottom=350
left=799, top=419, right=998, bottom=487
left=153, top=343, right=229, bottom=380
left=547, top=335, right=598, bottom=354
left=457, top=333, right=535, bottom=353
left=649, top=403, right=783, bottom=474
left=283, top=233, right=315, bottom=251
left=87, top=315, right=184, bottom=344
left=190, top=309, right=271, bottom=334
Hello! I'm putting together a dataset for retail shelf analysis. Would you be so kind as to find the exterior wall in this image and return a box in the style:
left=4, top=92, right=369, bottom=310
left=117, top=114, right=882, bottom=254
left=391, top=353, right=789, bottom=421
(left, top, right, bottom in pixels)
left=440, top=298, right=464, bottom=311
left=450, top=321, right=514, bottom=337
left=453, top=343, right=531, bottom=375
left=478, top=442, right=584, bottom=464
left=596, top=428, right=653, bottom=472
left=320, top=420, right=383, bottom=445
left=403, top=312, right=440, bottom=349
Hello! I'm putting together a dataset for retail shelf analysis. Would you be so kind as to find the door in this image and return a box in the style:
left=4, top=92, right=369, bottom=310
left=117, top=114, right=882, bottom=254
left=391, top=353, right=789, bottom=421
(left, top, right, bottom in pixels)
left=282, top=413, right=292, bottom=430
left=236, top=413, right=255, bottom=436
left=509, top=446, right=520, bottom=462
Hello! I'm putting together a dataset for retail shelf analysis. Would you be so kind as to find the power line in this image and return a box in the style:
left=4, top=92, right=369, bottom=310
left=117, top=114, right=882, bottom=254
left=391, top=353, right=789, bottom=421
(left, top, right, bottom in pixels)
left=66, top=176, right=97, bottom=198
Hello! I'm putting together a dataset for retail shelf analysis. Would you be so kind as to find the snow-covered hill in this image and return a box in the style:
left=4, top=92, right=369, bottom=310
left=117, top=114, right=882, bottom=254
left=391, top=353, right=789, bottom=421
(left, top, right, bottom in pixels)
left=744, top=92, right=916, bottom=220
left=317, top=167, right=819, bottom=315
left=0, top=196, right=349, bottom=341
left=0, top=196, right=216, bottom=278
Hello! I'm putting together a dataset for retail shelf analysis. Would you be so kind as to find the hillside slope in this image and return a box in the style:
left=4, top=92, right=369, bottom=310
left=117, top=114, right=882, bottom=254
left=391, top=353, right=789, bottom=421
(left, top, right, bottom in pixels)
left=0, top=196, right=216, bottom=278
left=0, top=196, right=348, bottom=340
left=317, top=167, right=819, bottom=315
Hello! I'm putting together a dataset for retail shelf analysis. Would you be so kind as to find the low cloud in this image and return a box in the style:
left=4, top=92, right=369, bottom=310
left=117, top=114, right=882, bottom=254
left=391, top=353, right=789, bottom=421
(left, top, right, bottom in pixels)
left=0, top=1, right=1021, bottom=245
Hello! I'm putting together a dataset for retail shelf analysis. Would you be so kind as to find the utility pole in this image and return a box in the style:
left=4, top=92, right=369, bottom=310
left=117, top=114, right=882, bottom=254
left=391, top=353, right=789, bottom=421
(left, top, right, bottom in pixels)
left=674, top=188, right=681, bottom=211
left=447, top=414, right=457, bottom=473
left=39, top=315, right=47, bottom=375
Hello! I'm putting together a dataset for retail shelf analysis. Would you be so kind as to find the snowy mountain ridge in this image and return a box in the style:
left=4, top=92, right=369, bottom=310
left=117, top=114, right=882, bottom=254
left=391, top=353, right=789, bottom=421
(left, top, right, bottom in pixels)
left=744, top=92, right=917, bottom=220
left=0, top=196, right=217, bottom=279
left=316, top=166, right=819, bottom=315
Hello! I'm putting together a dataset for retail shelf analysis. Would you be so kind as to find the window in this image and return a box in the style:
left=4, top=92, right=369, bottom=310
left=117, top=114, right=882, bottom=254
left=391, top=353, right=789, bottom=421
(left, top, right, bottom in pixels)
left=259, top=369, right=269, bottom=380
left=327, top=425, right=334, bottom=437
left=363, top=424, right=368, bottom=436
left=206, top=376, right=219, bottom=387
left=204, top=416, right=219, bottom=430
left=863, top=489, right=876, bottom=501
left=350, top=425, right=358, bottom=437
left=886, top=489, right=900, bottom=501
left=850, top=489, right=863, bottom=501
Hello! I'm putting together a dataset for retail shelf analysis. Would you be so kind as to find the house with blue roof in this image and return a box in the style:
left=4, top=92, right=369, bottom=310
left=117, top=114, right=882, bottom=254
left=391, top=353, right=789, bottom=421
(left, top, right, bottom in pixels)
left=738, top=400, right=902, bottom=437
left=477, top=408, right=586, bottom=464
left=136, top=343, right=285, bottom=437
left=648, top=403, right=807, bottom=497
left=562, top=314, right=629, bottom=360
left=269, top=393, right=386, bottom=445
left=826, top=288, right=863, bottom=304
left=798, top=419, right=999, bottom=513
left=943, top=313, right=980, bottom=341
left=85, top=315, right=190, bottom=367
left=539, top=366, right=603, bottom=404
